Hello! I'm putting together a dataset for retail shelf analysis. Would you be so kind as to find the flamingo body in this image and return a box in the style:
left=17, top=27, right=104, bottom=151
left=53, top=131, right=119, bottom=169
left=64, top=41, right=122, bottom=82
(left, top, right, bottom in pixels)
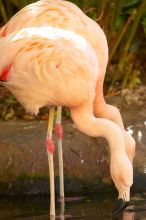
left=1, top=26, right=98, bottom=114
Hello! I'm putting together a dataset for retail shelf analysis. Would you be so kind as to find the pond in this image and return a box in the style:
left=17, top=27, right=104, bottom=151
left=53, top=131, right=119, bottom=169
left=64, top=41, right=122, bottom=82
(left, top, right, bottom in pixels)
left=0, top=193, right=146, bottom=220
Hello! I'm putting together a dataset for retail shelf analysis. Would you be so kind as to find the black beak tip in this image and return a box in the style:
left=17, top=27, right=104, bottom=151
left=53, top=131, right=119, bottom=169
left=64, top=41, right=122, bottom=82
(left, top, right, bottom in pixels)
left=112, top=198, right=129, bottom=216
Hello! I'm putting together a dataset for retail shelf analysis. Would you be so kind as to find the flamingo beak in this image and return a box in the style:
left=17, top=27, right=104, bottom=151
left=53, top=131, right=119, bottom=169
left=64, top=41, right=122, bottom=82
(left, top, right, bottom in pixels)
left=112, top=198, right=129, bottom=216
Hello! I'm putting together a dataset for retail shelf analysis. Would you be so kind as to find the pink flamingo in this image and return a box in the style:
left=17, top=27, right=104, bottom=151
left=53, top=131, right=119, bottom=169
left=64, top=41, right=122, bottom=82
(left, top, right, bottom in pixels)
left=0, top=0, right=135, bottom=217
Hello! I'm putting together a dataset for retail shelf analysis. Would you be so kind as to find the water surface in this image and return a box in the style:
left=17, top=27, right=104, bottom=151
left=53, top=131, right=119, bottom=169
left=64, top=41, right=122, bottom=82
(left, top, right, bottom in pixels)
left=0, top=194, right=146, bottom=220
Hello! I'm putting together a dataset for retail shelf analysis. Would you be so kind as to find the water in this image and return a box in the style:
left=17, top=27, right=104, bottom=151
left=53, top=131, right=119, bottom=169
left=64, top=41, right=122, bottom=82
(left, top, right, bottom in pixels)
left=0, top=194, right=146, bottom=220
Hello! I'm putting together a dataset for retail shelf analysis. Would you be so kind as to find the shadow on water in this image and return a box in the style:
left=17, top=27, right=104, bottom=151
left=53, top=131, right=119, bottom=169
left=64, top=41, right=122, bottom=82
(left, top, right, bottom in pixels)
left=0, top=194, right=146, bottom=220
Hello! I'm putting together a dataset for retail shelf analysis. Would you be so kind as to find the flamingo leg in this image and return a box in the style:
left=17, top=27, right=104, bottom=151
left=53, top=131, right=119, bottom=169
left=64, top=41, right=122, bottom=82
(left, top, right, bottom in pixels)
left=55, top=106, right=65, bottom=218
left=55, top=106, right=64, bottom=199
left=46, top=106, right=55, bottom=217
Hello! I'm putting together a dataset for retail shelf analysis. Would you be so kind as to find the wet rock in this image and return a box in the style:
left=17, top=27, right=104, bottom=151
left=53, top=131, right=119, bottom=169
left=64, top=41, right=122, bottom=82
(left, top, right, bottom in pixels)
left=0, top=120, right=111, bottom=195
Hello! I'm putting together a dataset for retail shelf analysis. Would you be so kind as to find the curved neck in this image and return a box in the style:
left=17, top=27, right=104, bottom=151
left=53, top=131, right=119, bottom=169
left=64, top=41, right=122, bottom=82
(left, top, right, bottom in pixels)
left=70, top=108, right=126, bottom=155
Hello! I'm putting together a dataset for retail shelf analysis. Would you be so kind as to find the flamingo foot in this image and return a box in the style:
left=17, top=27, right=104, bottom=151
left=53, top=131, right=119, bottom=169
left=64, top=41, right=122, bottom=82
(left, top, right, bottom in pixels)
left=112, top=199, right=129, bottom=216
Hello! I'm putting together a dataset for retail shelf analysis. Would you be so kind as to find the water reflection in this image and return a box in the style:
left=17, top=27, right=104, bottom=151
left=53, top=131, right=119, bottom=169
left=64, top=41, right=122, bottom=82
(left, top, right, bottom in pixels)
left=1, top=196, right=146, bottom=220
left=0, top=196, right=111, bottom=219
left=60, top=197, right=65, bottom=220
left=123, top=206, right=135, bottom=220
left=113, top=205, right=143, bottom=220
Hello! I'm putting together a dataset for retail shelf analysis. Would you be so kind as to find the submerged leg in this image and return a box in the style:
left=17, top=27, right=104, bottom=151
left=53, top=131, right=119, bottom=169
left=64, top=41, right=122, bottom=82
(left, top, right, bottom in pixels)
left=46, top=106, right=55, bottom=217
left=55, top=106, right=64, bottom=199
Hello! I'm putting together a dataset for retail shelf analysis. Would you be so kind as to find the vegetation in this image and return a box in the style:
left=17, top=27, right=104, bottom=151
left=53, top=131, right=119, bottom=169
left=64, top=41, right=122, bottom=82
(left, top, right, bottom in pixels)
left=0, top=0, right=146, bottom=120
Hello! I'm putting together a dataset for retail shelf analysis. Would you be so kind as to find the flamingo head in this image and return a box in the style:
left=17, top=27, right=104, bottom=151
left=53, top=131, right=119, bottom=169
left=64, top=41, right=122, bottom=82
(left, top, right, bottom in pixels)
left=110, top=152, right=133, bottom=215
